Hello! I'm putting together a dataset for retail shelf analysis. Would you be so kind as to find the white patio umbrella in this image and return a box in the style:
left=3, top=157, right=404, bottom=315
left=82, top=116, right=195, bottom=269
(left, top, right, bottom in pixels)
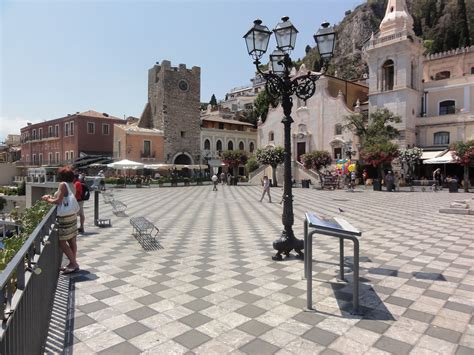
left=107, top=159, right=145, bottom=169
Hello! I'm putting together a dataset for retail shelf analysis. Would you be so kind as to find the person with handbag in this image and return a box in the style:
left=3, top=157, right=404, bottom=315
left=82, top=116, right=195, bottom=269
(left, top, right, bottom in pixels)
left=42, top=166, right=80, bottom=274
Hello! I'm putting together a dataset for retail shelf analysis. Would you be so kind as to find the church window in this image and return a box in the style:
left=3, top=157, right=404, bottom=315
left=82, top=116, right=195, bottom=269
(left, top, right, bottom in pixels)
left=216, top=140, right=222, bottom=151
left=439, top=100, right=455, bottom=115
left=382, top=60, right=394, bottom=91
left=434, top=71, right=451, bottom=80
left=181, top=131, right=185, bottom=138
left=102, top=123, right=109, bottom=135
left=269, top=131, right=275, bottom=141
left=239, top=141, right=245, bottom=150
left=204, top=139, right=211, bottom=150
left=228, top=141, right=234, bottom=150
left=335, top=124, right=342, bottom=135
left=218, top=122, right=224, bottom=129
left=434, top=132, right=450, bottom=145
left=249, top=142, right=255, bottom=153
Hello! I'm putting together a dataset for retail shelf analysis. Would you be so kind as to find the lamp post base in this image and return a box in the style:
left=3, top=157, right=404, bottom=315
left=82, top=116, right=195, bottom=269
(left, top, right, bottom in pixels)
left=272, top=229, right=304, bottom=261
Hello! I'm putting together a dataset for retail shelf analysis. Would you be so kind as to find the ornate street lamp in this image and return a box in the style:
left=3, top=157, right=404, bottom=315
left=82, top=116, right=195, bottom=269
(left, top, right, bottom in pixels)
left=244, top=17, right=336, bottom=261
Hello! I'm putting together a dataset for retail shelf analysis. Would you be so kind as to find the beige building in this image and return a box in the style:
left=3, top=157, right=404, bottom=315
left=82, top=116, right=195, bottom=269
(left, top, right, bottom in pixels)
left=200, top=107, right=257, bottom=173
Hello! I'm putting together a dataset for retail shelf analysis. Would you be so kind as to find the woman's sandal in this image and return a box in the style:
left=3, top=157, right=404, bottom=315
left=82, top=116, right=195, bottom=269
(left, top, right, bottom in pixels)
left=63, top=267, right=80, bottom=274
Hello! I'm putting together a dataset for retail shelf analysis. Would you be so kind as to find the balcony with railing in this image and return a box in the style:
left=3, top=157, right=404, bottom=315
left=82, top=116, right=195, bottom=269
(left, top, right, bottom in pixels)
left=0, top=206, right=61, bottom=353
left=140, top=151, right=156, bottom=159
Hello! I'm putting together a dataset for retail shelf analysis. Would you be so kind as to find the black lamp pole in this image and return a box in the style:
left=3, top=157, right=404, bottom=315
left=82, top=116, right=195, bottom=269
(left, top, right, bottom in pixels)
left=244, top=17, right=335, bottom=260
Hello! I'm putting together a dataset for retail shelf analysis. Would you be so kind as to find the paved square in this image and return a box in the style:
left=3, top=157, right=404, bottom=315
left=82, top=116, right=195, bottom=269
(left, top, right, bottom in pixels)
left=45, top=186, right=474, bottom=354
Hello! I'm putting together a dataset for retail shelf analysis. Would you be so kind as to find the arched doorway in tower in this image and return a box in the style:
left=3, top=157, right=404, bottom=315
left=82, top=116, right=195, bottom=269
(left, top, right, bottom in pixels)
left=173, top=154, right=192, bottom=165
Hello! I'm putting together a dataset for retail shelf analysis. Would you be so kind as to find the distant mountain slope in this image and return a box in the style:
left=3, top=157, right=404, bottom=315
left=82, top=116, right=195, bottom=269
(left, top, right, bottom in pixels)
left=301, top=0, right=472, bottom=81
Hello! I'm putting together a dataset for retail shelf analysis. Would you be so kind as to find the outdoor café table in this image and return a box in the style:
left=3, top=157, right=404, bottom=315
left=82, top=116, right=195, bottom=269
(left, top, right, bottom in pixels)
left=303, top=212, right=362, bottom=314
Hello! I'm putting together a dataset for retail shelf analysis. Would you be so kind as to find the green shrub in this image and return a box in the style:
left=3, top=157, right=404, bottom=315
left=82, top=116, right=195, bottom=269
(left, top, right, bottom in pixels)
left=245, top=157, right=260, bottom=173
left=0, top=200, right=51, bottom=271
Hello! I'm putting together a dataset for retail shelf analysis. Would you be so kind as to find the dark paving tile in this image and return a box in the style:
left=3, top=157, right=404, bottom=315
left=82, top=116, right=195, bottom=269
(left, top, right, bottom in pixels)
left=183, top=299, right=213, bottom=312
left=239, top=338, right=280, bottom=355
left=233, top=274, right=254, bottom=282
left=403, top=309, right=434, bottom=323
left=135, top=294, right=163, bottom=306
left=179, top=313, right=212, bottom=328
left=149, top=274, right=172, bottom=283
left=456, top=345, right=474, bottom=355
left=285, top=297, right=306, bottom=309
left=98, top=341, right=141, bottom=354
left=91, top=289, right=119, bottom=300
left=187, top=288, right=213, bottom=299
left=302, top=327, right=338, bottom=346
left=281, top=286, right=305, bottom=297
left=114, top=322, right=150, bottom=340
left=73, top=315, right=96, bottom=329
left=234, top=283, right=259, bottom=292
left=126, top=306, right=158, bottom=321
left=173, top=329, right=211, bottom=349
left=235, top=304, right=266, bottom=318
left=405, top=280, right=430, bottom=289
left=423, top=290, right=450, bottom=300
left=355, top=319, right=390, bottom=334
left=292, top=312, right=325, bottom=326
left=143, top=283, right=170, bottom=293
left=320, top=349, right=342, bottom=355
left=234, top=292, right=262, bottom=304
left=193, top=270, right=214, bottom=278
left=102, top=279, right=127, bottom=289
left=426, top=325, right=462, bottom=343
left=238, top=320, right=272, bottom=337
left=374, top=336, right=412, bottom=355
left=385, top=296, right=413, bottom=307
left=445, top=301, right=473, bottom=314
left=113, top=271, right=135, bottom=279
left=78, top=301, right=108, bottom=314
left=191, top=279, right=214, bottom=287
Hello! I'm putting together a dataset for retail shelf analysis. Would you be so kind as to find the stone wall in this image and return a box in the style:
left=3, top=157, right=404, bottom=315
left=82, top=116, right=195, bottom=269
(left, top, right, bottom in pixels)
left=148, top=61, right=201, bottom=163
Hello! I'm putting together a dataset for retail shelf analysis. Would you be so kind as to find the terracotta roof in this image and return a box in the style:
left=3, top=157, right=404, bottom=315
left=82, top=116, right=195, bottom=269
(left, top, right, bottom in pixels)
left=115, top=123, right=163, bottom=134
left=78, top=110, right=122, bottom=120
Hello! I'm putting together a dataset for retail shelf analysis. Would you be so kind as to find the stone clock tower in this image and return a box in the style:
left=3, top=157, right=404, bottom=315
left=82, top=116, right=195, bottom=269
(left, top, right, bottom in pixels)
left=364, top=0, right=424, bottom=147
left=139, top=60, right=201, bottom=164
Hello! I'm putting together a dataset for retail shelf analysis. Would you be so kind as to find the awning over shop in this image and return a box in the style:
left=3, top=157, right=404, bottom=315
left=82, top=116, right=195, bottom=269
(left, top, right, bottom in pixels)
left=423, top=151, right=457, bottom=164
left=144, top=164, right=208, bottom=170
left=420, top=150, right=446, bottom=160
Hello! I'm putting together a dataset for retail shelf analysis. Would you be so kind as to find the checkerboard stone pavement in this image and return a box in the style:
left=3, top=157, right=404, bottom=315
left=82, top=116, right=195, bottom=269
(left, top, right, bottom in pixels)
left=44, top=186, right=474, bottom=354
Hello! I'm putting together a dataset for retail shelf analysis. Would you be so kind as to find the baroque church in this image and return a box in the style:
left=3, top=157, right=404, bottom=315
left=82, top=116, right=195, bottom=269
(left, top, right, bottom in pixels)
left=256, top=0, right=473, bottom=182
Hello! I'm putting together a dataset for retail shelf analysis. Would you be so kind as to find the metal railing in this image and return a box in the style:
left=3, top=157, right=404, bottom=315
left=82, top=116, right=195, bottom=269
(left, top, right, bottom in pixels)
left=0, top=206, right=62, bottom=354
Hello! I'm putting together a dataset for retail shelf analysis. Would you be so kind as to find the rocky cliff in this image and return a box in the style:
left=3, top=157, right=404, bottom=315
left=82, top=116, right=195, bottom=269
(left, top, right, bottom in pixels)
left=302, top=0, right=473, bottom=81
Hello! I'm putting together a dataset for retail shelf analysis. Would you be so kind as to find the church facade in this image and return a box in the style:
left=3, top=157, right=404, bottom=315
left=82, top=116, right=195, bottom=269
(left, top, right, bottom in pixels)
left=258, top=0, right=474, bottom=167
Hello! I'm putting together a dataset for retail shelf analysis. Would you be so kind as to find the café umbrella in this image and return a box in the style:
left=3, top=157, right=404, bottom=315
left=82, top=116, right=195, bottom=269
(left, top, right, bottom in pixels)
left=107, top=159, right=145, bottom=170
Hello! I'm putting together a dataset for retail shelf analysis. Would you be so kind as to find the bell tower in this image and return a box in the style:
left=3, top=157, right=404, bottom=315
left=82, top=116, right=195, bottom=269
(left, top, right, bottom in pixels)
left=140, top=60, right=201, bottom=164
left=364, top=0, right=424, bottom=147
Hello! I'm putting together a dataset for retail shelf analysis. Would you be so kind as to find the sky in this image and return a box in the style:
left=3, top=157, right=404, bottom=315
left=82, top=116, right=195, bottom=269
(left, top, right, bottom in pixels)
left=0, top=0, right=363, bottom=141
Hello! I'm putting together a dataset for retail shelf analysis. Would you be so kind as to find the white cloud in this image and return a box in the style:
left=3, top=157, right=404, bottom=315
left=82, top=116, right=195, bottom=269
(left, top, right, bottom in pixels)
left=0, top=116, right=38, bottom=142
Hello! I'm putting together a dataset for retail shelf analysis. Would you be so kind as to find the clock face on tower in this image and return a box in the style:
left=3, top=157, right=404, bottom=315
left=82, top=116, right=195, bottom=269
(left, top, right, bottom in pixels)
left=178, top=79, right=189, bottom=92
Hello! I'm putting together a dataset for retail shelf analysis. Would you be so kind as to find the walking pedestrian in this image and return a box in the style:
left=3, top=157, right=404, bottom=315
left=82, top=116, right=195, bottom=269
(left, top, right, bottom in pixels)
left=260, top=176, right=272, bottom=203
left=220, top=172, right=226, bottom=185
left=73, top=174, right=86, bottom=233
left=212, top=174, right=218, bottom=191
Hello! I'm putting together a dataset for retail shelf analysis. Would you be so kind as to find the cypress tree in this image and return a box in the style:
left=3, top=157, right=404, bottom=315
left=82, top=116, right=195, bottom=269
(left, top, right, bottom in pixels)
left=455, top=0, right=471, bottom=47
left=209, top=94, right=218, bottom=107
